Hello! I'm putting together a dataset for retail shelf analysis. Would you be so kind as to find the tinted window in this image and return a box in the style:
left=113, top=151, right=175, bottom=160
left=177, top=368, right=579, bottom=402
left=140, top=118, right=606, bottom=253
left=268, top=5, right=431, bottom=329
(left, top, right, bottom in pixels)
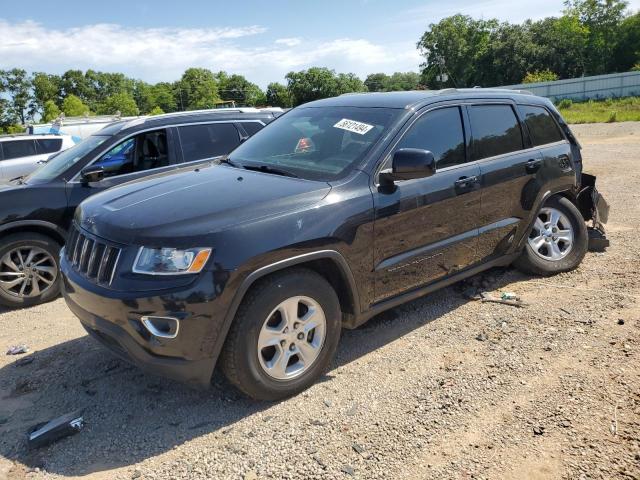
left=179, top=123, right=240, bottom=162
left=240, top=122, right=263, bottom=136
left=35, top=138, right=63, bottom=154
left=469, top=105, right=523, bottom=160
left=396, top=107, right=466, bottom=168
left=520, top=105, right=564, bottom=146
left=2, top=140, right=37, bottom=160
left=229, top=106, right=401, bottom=181
left=94, top=129, right=169, bottom=178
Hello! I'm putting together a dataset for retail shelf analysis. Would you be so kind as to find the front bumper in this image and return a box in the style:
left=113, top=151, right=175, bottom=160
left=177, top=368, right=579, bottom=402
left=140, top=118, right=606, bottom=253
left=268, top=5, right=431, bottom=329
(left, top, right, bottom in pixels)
left=60, top=255, right=224, bottom=388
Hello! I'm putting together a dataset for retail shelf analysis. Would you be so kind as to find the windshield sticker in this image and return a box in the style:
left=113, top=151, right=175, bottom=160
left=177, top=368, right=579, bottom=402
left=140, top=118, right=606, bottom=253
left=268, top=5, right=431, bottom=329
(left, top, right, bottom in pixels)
left=333, top=118, right=374, bottom=135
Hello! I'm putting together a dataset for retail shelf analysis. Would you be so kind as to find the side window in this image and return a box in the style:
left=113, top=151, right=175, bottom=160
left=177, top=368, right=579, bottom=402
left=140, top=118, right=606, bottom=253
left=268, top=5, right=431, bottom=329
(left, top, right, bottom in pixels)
left=468, top=105, right=524, bottom=160
left=94, top=129, right=169, bottom=178
left=520, top=105, right=564, bottom=146
left=396, top=107, right=466, bottom=169
left=35, top=138, right=63, bottom=154
left=239, top=122, right=264, bottom=136
left=2, top=140, right=37, bottom=160
left=178, top=123, right=241, bottom=162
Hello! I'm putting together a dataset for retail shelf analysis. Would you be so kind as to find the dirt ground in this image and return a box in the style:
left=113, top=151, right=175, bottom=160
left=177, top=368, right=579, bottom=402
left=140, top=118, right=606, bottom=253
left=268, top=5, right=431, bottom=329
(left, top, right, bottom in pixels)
left=0, top=122, right=638, bottom=480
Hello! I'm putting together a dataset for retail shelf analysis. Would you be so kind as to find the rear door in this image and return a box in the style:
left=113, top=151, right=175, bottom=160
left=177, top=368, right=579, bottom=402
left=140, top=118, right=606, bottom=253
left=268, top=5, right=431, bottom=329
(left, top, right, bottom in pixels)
left=177, top=122, right=242, bottom=163
left=470, top=103, right=544, bottom=261
left=373, top=105, right=481, bottom=302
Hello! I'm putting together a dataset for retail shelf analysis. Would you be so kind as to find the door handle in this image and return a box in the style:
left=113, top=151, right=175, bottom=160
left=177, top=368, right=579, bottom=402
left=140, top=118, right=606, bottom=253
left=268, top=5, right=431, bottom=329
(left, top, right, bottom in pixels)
left=454, top=175, right=479, bottom=189
left=525, top=158, right=542, bottom=173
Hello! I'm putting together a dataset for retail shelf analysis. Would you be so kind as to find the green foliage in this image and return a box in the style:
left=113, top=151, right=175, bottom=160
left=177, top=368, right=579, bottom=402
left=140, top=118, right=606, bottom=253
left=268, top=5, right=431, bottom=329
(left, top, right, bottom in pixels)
left=216, top=72, right=265, bottom=106
left=177, top=68, right=220, bottom=110
left=0, top=68, right=32, bottom=124
left=557, top=98, right=573, bottom=109
left=285, top=67, right=365, bottom=106
left=62, top=94, right=91, bottom=117
left=632, top=63, right=640, bottom=71
left=522, top=70, right=560, bottom=83
left=97, top=92, right=140, bottom=116
left=43, top=100, right=61, bottom=122
left=265, top=82, right=293, bottom=108
left=557, top=96, right=640, bottom=122
left=613, top=13, right=640, bottom=71
left=149, top=106, right=165, bottom=116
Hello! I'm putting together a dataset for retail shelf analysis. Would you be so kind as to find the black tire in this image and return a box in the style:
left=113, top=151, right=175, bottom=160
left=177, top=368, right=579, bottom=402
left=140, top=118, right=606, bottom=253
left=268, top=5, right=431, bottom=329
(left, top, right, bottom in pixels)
left=0, top=233, right=62, bottom=308
left=220, top=268, right=342, bottom=401
left=514, top=196, right=588, bottom=276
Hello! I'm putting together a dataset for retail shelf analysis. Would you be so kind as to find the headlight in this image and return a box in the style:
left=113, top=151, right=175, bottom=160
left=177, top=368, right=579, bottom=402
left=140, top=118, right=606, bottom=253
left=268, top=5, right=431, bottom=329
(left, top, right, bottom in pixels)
left=133, top=247, right=212, bottom=275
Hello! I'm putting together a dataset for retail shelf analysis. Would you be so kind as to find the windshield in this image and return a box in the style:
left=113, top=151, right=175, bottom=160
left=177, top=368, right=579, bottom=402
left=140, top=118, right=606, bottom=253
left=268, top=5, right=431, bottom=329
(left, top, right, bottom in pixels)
left=26, top=135, right=109, bottom=183
left=229, top=106, right=401, bottom=181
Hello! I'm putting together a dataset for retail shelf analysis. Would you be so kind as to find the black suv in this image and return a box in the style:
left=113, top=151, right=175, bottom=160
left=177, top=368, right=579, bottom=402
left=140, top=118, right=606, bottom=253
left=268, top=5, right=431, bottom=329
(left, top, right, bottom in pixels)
left=60, top=90, right=608, bottom=400
left=0, top=109, right=280, bottom=308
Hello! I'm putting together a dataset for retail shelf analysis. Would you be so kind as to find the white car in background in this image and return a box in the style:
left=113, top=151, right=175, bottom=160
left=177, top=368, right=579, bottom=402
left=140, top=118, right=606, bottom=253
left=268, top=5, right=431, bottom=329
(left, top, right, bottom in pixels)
left=0, top=134, right=76, bottom=182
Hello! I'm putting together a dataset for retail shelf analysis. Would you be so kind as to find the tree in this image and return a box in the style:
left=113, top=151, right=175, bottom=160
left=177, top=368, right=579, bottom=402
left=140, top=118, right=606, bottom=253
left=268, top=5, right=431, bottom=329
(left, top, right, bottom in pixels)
left=265, top=82, right=293, bottom=107
left=97, top=92, right=140, bottom=116
left=364, top=73, right=389, bottom=92
left=1, top=68, right=32, bottom=124
left=613, top=12, right=640, bottom=71
left=30, top=72, right=61, bottom=118
left=216, top=72, right=265, bottom=106
left=366, top=72, right=422, bottom=91
left=523, top=70, right=560, bottom=83
left=418, top=15, right=499, bottom=88
left=285, top=67, right=364, bottom=106
left=62, top=94, right=91, bottom=117
left=42, top=100, right=61, bottom=122
left=149, top=106, right=165, bottom=115
left=60, top=70, right=96, bottom=107
left=177, top=68, right=219, bottom=110
left=152, top=82, right=178, bottom=113
left=564, top=0, right=629, bottom=74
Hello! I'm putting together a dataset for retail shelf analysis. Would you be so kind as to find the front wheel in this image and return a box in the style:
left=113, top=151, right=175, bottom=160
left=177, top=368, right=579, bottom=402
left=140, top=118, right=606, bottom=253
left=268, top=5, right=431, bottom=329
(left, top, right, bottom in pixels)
left=0, top=233, right=61, bottom=308
left=220, top=268, right=341, bottom=401
left=514, top=196, right=588, bottom=276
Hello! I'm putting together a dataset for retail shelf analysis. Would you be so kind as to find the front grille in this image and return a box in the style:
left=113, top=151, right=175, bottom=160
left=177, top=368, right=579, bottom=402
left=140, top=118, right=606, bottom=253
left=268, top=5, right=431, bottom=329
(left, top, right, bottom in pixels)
left=66, top=225, right=121, bottom=286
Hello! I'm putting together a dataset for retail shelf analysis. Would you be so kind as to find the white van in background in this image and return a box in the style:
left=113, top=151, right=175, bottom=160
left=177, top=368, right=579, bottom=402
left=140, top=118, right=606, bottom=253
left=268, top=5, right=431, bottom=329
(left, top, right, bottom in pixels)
left=27, top=113, right=140, bottom=140
left=0, top=134, right=76, bottom=182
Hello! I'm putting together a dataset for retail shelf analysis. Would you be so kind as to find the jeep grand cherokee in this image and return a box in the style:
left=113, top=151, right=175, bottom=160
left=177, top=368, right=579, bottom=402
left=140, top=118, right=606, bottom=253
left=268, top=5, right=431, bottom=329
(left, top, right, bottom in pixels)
left=60, top=90, right=608, bottom=400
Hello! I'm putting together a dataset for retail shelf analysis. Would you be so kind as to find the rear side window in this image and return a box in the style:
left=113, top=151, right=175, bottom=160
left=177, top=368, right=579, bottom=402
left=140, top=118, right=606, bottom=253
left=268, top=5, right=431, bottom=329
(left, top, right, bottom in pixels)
left=239, top=121, right=264, bottom=136
left=469, top=105, right=523, bottom=160
left=396, top=107, right=466, bottom=169
left=178, top=123, right=241, bottom=162
left=1, top=139, right=37, bottom=160
left=520, top=105, right=564, bottom=146
left=35, top=138, right=63, bottom=154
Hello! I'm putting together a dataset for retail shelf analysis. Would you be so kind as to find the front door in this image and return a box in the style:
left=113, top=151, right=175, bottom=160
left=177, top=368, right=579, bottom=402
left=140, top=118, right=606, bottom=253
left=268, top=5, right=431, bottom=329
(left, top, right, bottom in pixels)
left=372, top=106, right=481, bottom=303
left=64, top=128, right=177, bottom=227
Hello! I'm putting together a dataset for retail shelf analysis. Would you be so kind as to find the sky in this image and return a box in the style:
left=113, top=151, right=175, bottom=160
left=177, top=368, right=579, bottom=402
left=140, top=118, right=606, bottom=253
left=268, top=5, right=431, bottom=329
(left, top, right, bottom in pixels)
left=1, top=0, right=639, bottom=88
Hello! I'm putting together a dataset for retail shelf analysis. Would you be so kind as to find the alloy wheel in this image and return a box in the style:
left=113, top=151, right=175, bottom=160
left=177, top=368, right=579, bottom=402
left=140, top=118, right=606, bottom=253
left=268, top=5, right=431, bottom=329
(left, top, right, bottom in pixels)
left=0, top=246, right=57, bottom=298
left=257, top=295, right=326, bottom=380
left=528, top=207, right=574, bottom=261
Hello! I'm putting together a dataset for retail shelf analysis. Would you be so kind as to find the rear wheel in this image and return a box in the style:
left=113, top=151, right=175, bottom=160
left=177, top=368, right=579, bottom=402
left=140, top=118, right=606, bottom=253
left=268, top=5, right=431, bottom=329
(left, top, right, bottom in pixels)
left=514, top=196, right=588, bottom=276
left=0, top=233, right=61, bottom=308
left=220, top=268, right=341, bottom=401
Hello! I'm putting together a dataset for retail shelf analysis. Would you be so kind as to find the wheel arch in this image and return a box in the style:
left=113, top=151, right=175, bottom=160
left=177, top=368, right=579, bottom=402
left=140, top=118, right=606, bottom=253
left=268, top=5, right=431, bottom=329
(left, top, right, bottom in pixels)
left=0, top=221, right=67, bottom=246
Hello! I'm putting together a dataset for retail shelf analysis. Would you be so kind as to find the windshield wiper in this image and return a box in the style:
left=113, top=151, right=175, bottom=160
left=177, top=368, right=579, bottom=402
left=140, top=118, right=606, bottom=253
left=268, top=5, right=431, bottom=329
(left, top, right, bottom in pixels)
left=9, top=175, right=26, bottom=184
left=243, top=164, right=300, bottom=178
left=218, top=156, right=243, bottom=169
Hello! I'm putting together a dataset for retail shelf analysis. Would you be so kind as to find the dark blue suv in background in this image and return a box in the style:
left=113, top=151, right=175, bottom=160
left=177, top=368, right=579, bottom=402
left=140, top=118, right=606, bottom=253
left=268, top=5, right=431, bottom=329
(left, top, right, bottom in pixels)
left=60, top=90, right=608, bottom=400
left=0, top=109, right=280, bottom=308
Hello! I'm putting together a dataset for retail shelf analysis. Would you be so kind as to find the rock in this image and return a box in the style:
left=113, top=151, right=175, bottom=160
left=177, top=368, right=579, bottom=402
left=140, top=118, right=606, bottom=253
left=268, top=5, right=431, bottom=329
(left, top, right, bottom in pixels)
left=533, top=426, right=545, bottom=436
left=618, top=319, right=625, bottom=325
left=341, top=465, right=355, bottom=476
left=323, top=399, right=333, bottom=408
left=244, top=470, right=258, bottom=480
left=131, top=469, right=142, bottom=479
left=6, top=345, right=28, bottom=355
left=352, top=443, right=365, bottom=455
left=475, top=332, right=488, bottom=342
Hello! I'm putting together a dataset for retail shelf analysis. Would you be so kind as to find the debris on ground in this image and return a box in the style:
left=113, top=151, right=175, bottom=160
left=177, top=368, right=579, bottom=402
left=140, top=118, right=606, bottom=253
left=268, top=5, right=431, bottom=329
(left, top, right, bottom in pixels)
left=6, top=345, right=28, bottom=355
left=480, top=292, right=527, bottom=308
left=27, top=410, right=84, bottom=449
left=501, top=292, right=517, bottom=301
left=15, top=356, right=34, bottom=366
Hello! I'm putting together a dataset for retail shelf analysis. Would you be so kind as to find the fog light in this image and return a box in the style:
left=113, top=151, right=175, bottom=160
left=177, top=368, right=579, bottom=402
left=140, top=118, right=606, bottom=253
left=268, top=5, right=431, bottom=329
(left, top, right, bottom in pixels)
left=141, top=316, right=180, bottom=339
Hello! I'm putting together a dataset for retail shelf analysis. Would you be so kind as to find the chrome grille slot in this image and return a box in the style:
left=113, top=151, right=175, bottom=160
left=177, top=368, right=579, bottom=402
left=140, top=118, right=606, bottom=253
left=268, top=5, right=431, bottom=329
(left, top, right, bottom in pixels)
left=66, top=225, right=121, bottom=286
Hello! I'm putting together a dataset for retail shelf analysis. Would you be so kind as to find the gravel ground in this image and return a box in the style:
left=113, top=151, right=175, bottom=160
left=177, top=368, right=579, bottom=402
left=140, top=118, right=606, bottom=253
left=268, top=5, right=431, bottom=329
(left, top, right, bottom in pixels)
left=1, top=122, right=639, bottom=480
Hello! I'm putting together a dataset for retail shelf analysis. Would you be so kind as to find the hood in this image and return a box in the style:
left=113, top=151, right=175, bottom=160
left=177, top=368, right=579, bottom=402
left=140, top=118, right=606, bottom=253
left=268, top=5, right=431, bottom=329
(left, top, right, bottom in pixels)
left=77, top=163, right=332, bottom=246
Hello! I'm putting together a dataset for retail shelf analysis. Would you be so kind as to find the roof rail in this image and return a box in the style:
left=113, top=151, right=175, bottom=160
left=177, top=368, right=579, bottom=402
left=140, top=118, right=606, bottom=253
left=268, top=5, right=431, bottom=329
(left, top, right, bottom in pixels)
left=436, top=87, right=534, bottom=96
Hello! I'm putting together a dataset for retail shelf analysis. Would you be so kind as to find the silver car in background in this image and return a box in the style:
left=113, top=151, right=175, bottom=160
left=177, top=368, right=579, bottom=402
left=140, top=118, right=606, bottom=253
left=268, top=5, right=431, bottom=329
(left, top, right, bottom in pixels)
left=0, top=134, right=76, bottom=182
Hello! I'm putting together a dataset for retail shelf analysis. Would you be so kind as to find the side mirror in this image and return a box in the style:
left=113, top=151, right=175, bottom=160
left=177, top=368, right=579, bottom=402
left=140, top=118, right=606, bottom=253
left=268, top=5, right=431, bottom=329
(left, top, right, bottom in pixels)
left=80, top=164, right=105, bottom=183
left=379, top=148, right=436, bottom=188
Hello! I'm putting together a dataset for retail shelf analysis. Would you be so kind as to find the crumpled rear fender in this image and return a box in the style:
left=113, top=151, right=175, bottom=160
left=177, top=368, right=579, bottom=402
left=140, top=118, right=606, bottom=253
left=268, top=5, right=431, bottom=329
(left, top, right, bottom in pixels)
left=576, top=173, right=609, bottom=231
